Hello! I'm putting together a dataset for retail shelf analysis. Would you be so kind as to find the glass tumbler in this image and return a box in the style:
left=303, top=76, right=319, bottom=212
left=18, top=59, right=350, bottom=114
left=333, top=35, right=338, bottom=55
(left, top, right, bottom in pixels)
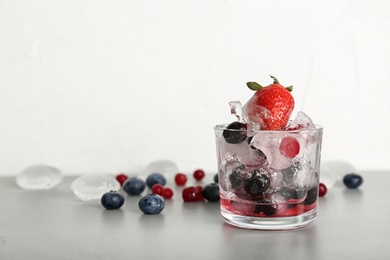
left=214, top=124, right=324, bottom=230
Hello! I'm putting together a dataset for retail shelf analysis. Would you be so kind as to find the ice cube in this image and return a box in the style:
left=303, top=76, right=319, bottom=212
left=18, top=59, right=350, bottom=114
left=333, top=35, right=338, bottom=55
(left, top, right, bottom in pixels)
left=141, top=160, right=179, bottom=177
left=70, top=174, right=120, bottom=201
left=286, top=111, right=315, bottom=130
left=16, top=165, right=63, bottom=190
left=222, top=140, right=267, bottom=167
left=229, top=101, right=243, bottom=121
left=294, top=159, right=317, bottom=189
left=321, top=160, right=355, bottom=188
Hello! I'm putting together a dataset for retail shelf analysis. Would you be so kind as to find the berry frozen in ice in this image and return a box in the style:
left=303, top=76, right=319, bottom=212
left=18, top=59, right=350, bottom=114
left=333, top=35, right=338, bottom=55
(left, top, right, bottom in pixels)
left=193, top=169, right=205, bottom=181
left=223, top=121, right=247, bottom=144
left=244, top=171, right=270, bottom=196
left=71, top=174, right=121, bottom=201
left=302, top=187, right=318, bottom=205
left=319, top=183, right=327, bottom=197
left=115, top=173, right=128, bottom=186
left=343, top=173, right=363, bottom=189
left=138, top=194, right=165, bottom=215
left=101, top=191, right=125, bottom=210
left=279, top=136, right=300, bottom=158
left=243, top=75, right=295, bottom=130
left=202, top=183, right=220, bottom=202
left=146, top=173, right=166, bottom=189
left=174, top=173, right=187, bottom=186
left=16, top=165, right=63, bottom=190
left=229, top=169, right=245, bottom=189
left=123, top=177, right=146, bottom=196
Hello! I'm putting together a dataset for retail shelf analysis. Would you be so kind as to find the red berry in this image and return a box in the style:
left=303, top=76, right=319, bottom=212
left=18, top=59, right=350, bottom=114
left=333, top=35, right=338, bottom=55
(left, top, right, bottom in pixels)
left=151, top=184, right=164, bottom=195
left=245, top=76, right=294, bottom=130
left=319, top=183, right=327, bottom=197
left=195, top=186, right=204, bottom=201
left=182, top=186, right=197, bottom=202
left=279, top=137, right=300, bottom=158
left=193, top=169, right=205, bottom=181
left=115, top=173, right=128, bottom=186
left=174, top=173, right=187, bottom=186
left=162, top=187, right=174, bottom=199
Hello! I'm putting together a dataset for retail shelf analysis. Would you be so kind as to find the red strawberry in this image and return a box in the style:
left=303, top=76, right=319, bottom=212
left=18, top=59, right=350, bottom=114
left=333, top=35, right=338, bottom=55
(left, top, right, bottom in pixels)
left=243, top=75, right=294, bottom=130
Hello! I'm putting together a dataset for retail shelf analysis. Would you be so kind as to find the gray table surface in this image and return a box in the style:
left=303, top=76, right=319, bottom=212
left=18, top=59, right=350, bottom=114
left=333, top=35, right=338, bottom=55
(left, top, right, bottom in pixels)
left=0, top=171, right=388, bottom=260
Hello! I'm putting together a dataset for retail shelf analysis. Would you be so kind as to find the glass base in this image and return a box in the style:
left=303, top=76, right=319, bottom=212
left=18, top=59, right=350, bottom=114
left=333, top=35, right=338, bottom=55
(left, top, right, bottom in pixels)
left=221, top=208, right=317, bottom=230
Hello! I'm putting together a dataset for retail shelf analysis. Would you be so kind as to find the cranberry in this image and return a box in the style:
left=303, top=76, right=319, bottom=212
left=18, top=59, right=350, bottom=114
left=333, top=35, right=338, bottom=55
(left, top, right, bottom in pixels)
left=182, top=186, right=197, bottom=202
left=279, top=137, right=300, bottom=158
left=174, top=173, right=187, bottom=186
left=319, top=183, right=327, bottom=197
left=195, top=186, right=204, bottom=201
left=162, top=187, right=174, bottom=199
left=151, top=184, right=164, bottom=195
left=115, top=173, right=128, bottom=186
left=193, top=169, right=205, bottom=181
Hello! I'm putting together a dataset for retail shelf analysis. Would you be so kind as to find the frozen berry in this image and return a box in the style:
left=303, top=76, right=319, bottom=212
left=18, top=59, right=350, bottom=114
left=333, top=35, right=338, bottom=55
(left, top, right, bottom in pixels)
left=174, top=173, right=187, bottom=186
left=138, top=194, right=165, bottom=215
left=162, top=187, right=174, bottom=199
left=302, top=187, right=318, bottom=205
left=229, top=169, right=245, bottom=189
left=151, top=184, right=164, bottom=195
left=123, top=177, right=145, bottom=196
left=146, top=173, right=166, bottom=189
left=101, top=191, right=125, bottom=210
left=223, top=121, right=247, bottom=144
left=254, top=204, right=277, bottom=215
left=343, top=173, right=363, bottom=189
left=319, top=183, right=327, bottom=197
left=193, top=169, right=205, bottom=181
left=202, top=183, right=220, bottom=202
left=279, top=136, right=300, bottom=158
left=115, top=173, right=128, bottom=186
left=245, top=170, right=270, bottom=195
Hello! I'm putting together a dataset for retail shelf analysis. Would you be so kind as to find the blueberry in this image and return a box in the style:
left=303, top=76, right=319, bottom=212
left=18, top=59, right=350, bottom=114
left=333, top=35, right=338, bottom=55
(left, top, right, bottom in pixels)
left=229, top=170, right=244, bottom=189
left=123, top=177, right=146, bottom=196
left=223, top=121, right=247, bottom=144
left=138, top=194, right=165, bottom=214
left=279, top=187, right=306, bottom=200
left=254, top=204, right=277, bottom=215
left=101, top=191, right=125, bottom=210
left=146, top=173, right=166, bottom=189
left=343, top=173, right=363, bottom=189
left=302, top=187, right=318, bottom=205
left=202, top=183, right=220, bottom=202
left=244, top=170, right=270, bottom=195
left=213, top=173, right=219, bottom=183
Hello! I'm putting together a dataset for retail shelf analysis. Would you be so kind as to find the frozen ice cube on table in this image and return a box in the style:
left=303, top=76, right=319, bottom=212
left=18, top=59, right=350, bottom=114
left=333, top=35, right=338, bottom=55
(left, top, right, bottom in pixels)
left=71, top=174, right=120, bottom=201
left=141, top=160, right=179, bottom=177
left=286, top=111, right=315, bottom=130
left=321, top=160, right=355, bottom=188
left=16, top=165, right=63, bottom=190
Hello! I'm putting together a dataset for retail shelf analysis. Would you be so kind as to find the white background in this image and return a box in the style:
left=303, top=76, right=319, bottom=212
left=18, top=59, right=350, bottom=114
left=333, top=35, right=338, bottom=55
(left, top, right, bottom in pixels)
left=1, top=0, right=389, bottom=176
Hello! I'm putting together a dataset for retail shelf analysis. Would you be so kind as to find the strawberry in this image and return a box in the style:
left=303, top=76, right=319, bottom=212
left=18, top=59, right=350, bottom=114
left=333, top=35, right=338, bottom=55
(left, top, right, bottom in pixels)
left=243, top=75, right=294, bottom=130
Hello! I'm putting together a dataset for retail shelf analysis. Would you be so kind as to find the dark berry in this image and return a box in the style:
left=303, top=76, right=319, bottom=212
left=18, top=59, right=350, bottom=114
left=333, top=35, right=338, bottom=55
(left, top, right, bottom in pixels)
left=101, top=191, right=125, bottom=210
left=146, top=173, right=166, bottom=189
left=244, top=170, right=270, bottom=195
left=202, top=183, right=220, bottom=202
left=281, top=165, right=297, bottom=182
left=343, top=173, right=363, bottom=189
left=213, top=173, right=218, bottom=183
left=195, top=186, right=204, bottom=201
left=115, top=173, right=128, bottom=186
left=193, top=169, right=205, bottom=181
left=151, top=184, right=164, bottom=195
left=174, top=173, right=187, bottom=186
left=162, top=187, right=174, bottom=199
left=319, top=183, right=327, bottom=197
left=223, top=121, right=247, bottom=144
left=229, top=170, right=244, bottom=189
left=302, top=187, right=318, bottom=205
left=138, top=194, right=165, bottom=214
left=253, top=204, right=277, bottom=215
left=123, top=177, right=145, bottom=196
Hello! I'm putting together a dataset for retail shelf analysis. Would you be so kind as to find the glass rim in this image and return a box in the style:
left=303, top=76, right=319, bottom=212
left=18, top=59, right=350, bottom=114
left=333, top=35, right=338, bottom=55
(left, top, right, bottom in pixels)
left=214, top=123, right=323, bottom=133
